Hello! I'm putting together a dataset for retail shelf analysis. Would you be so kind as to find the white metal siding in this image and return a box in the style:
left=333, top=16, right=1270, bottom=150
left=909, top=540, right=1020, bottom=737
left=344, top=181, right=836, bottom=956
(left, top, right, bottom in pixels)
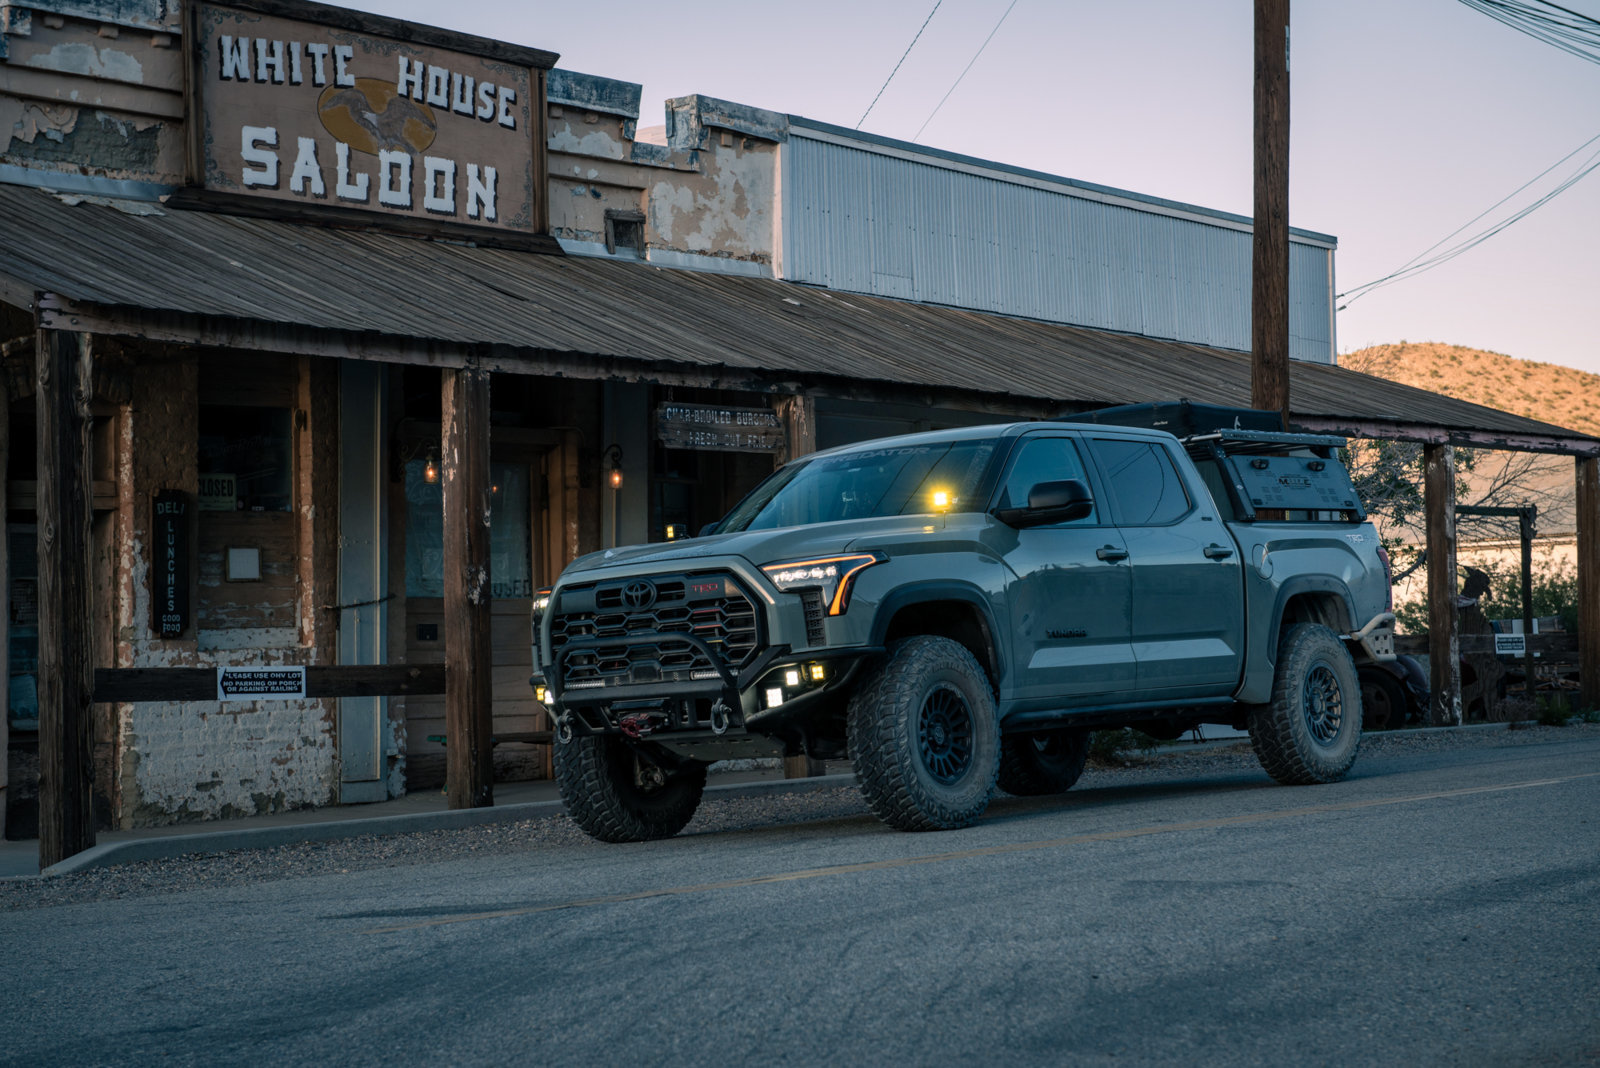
left=781, top=134, right=1334, bottom=363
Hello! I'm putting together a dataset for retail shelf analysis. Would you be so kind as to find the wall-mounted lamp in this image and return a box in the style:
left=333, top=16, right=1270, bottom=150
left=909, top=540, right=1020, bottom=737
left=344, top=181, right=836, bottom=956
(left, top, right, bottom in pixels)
left=602, top=443, right=623, bottom=547
left=603, top=443, right=624, bottom=489
left=422, top=447, right=440, bottom=485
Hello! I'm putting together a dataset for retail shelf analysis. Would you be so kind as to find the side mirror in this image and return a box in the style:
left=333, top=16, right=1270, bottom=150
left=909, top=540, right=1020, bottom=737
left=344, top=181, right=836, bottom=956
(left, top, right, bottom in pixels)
left=698, top=522, right=720, bottom=537
left=995, top=479, right=1094, bottom=528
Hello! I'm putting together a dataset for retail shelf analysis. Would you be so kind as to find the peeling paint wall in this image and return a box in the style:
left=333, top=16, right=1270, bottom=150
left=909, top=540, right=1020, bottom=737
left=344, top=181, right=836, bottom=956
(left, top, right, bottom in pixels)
left=1, top=3, right=185, bottom=185
left=546, top=74, right=785, bottom=271
left=113, top=346, right=338, bottom=828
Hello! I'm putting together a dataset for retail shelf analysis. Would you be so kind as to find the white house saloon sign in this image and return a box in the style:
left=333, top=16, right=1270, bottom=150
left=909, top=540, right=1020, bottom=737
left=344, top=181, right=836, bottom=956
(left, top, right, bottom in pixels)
left=192, top=1, right=554, bottom=232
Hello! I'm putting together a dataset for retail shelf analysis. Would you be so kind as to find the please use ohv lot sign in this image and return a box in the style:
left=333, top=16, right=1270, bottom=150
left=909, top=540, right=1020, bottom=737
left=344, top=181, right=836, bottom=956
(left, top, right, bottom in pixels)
left=217, top=666, right=307, bottom=700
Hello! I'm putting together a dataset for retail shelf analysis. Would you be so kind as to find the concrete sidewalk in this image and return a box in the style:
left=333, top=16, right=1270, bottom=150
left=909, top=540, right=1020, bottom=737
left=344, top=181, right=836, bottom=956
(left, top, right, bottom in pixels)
left=1, top=765, right=856, bottom=881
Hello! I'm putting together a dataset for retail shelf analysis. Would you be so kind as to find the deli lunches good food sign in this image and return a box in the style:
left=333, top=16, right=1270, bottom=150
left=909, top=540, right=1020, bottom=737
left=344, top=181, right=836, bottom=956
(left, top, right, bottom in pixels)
left=194, top=1, right=547, bottom=231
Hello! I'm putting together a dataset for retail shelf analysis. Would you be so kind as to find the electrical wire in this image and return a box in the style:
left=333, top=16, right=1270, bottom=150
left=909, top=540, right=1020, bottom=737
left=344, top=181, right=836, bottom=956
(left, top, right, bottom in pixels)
left=857, top=1, right=944, bottom=130
left=1337, top=131, right=1600, bottom=306
left=1456, top=0, right=1600, bottom=65
left=913, top=0, right=1021, bottom=142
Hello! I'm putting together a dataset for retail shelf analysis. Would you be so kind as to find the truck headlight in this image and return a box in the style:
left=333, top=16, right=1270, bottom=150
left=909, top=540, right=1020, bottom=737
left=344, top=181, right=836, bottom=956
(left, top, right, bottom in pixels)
left=761, top=553, right=883, bottom=615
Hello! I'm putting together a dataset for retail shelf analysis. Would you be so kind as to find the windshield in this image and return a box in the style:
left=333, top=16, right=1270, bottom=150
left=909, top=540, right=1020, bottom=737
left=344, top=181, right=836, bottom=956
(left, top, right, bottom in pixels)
left=717, top=439, right=998, bottom=532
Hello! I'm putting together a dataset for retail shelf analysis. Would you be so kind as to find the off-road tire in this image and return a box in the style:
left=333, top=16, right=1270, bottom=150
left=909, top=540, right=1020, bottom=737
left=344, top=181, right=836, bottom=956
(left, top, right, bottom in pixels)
left=997, top=728, right=1090, bottom=796
left=847, top=635, right=1001, bottom=831
left=554, top=733, right=707, bottom=843
left=1250, top=623, right=1362, bottom=785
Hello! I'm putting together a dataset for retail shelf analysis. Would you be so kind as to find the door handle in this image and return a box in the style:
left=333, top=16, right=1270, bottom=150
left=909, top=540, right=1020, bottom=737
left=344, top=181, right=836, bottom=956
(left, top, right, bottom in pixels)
left=1096, top=545, right=1129, bottom=562
left=1203, top=544, right=1235, bottom=560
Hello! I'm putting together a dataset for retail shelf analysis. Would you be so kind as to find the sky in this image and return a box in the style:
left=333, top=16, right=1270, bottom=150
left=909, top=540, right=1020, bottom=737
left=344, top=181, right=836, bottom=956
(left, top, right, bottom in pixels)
left=333, top=0, right=1600, bottom=375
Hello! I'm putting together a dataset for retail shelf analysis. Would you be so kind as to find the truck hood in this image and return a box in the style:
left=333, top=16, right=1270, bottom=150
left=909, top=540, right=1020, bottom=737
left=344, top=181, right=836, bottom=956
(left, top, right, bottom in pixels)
left=562, top=515, right=952, bottom=577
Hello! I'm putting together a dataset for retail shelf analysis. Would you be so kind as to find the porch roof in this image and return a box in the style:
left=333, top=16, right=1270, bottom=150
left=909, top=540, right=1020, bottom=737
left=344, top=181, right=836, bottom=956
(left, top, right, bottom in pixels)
left=1, top=184, right=1593, bottom=455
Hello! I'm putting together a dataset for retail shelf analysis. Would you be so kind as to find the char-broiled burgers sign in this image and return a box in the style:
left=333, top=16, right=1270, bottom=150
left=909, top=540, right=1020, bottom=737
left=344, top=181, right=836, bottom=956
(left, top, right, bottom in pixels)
left=192, top=1, right=554, bottom=232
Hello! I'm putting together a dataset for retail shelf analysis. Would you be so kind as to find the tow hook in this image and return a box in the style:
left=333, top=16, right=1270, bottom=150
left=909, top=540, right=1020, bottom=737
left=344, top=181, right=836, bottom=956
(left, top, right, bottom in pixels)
left=550, top=706, right=574, bottom=745
left=710, top=700, right=732, bottom=736
left=619, top=711, right=667, bottom=740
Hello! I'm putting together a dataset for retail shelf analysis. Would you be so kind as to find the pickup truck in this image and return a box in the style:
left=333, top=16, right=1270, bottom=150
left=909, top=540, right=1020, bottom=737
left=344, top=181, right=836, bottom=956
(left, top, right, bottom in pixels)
left=533, top=402, right=1395, bottom=841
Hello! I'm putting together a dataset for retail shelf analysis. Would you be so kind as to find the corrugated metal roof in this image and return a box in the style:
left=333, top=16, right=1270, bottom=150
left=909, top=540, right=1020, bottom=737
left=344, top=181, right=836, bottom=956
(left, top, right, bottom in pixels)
left=0, top=185, right=1589, bottom=446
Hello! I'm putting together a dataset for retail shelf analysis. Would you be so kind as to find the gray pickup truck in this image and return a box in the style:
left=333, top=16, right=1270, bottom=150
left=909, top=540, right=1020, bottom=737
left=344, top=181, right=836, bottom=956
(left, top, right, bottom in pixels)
left=534, top=403, right=1395, bottom=841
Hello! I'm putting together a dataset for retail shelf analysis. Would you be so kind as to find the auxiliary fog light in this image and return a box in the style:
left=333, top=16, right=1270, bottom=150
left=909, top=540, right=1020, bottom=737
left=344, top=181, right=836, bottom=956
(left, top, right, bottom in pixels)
left=809, top=664, right=826, bottom=682
left=784, top=669, right=802, bottom=688
left=535, top=685, right=550, bottom=705
left=765, top=688, right=785, bottom=709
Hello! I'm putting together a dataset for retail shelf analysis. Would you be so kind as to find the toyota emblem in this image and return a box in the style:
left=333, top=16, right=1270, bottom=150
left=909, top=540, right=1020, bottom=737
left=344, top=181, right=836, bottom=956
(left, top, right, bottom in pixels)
left=622, top=580, right=657, bottom=609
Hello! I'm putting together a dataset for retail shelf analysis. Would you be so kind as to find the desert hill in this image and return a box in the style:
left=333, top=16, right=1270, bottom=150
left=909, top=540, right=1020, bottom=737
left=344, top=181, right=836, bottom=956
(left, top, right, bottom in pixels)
left=1340, top=342, right=1600, bottom=437
left=1338, top=342, right=1600, bottom=541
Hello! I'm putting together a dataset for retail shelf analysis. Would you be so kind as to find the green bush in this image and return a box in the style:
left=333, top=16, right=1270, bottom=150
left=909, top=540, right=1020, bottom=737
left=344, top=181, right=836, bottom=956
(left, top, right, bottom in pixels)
left=1535, top=695, right=1572, bottom=727
left=1471, top=559, right=1580, bottom=634
left=1394, top=557, right=1579, bottom=635
left=1088, top=728, right=1160, bottom=765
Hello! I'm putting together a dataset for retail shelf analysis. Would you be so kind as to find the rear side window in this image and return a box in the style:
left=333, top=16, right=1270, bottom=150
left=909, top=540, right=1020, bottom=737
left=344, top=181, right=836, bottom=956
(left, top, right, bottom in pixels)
left=997, top=436, right=1096, bottom=524
left=1088, top=439, right=1190, bottom=526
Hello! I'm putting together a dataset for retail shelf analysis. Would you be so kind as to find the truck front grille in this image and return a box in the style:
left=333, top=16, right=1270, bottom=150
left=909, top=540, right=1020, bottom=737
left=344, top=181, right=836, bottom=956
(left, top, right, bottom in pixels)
left=550, top=572, right=760, bottom=688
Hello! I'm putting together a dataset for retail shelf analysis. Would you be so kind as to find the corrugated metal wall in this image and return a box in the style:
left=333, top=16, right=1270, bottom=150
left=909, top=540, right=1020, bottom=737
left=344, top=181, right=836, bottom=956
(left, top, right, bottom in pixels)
left=781, top=133, right=1334, bottom=363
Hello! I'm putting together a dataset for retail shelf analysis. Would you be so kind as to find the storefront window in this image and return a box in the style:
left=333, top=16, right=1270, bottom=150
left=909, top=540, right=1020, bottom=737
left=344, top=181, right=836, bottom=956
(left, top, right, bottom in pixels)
left=404, top=459, right=532, bottom=598
left=197, top=406, right=293, bottom=512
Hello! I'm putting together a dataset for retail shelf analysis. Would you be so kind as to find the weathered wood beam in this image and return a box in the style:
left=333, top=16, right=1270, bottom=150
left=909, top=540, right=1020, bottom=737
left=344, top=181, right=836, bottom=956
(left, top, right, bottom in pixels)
left=775, top=394, right=826, bottom=780
left=91, top=664, right=448, bottom=703
left=442, top=365, right=495, bottom=809
left=33, top=298, right=1060, bottom=421
left=1250, top=0, right=1291, bottom=425
left=1579, top=457, right=1599, bottom=711
left=1293, top=415, right=1600, bottom=458
left=1424, top=444, right=1461, bottom=726
left=0, top=386, right=8, bottom=837
left=36, top=324, right=95, bottom=867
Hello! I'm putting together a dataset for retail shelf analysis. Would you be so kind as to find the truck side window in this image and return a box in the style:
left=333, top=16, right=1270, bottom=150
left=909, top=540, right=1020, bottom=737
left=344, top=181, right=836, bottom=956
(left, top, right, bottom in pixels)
left=1089, top=439, right=1190, bottom=526
left=998, top=437, right=1096, bottom=523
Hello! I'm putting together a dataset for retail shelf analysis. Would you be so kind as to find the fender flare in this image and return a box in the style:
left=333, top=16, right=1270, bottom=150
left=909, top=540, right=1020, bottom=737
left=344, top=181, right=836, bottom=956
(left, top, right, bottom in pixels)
left=1267, top=576, right=1359, bottom=663
left=869, top=580, right=1009, bottom=687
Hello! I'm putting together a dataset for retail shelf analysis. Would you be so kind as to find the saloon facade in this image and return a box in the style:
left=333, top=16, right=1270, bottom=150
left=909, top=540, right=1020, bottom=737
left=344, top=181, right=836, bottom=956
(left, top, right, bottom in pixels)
left=3, top=0, right=1595, bottom=844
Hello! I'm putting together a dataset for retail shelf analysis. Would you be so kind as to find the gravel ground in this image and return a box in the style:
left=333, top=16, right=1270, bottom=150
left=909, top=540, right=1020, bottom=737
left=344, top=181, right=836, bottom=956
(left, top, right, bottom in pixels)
left=3, top=722, right=1595, bottom=913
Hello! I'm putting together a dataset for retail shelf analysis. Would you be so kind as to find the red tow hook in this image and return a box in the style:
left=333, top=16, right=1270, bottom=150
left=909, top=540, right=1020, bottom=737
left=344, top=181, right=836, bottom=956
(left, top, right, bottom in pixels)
left=618, top=712, right=662, bottom=740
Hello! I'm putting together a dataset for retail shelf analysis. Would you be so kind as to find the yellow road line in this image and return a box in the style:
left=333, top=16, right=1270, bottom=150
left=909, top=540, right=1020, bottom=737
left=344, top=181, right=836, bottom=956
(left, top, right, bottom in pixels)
left=363, top=770, right=1600, bottom=934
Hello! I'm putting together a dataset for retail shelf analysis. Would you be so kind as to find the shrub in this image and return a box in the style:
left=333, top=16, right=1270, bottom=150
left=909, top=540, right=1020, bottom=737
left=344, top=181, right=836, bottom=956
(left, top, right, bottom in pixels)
left=1088, top=728, right=1160, bottom=765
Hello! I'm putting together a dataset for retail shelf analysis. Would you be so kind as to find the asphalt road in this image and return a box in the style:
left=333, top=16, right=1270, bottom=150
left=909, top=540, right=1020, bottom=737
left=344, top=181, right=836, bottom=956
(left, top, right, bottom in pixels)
left=5, top=731, right=1598, bottom=1066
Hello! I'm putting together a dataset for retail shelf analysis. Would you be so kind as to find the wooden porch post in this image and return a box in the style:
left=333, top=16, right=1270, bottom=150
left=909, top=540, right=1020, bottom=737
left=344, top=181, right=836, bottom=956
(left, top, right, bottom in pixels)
left=1578, top=457, right=1599, bottom=711
left=0, top=383, right=8, bottom=837
left=1424, top=443, right=1461, bottom=726
left=37, top=325, right=95, bottom=866
left=775, top=394, right=825, bottom=779
left=442, top=365, right=494, bottom=809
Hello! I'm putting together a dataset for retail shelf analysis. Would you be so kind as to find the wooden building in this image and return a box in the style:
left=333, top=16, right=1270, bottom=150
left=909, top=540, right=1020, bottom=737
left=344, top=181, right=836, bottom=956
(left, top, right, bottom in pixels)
left=2, top=0, right=1596, bottom=862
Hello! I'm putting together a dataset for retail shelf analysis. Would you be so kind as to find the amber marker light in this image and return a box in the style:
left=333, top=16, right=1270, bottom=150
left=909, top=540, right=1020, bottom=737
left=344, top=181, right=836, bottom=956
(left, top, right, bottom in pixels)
left=931, top=488, right=951, bottom=511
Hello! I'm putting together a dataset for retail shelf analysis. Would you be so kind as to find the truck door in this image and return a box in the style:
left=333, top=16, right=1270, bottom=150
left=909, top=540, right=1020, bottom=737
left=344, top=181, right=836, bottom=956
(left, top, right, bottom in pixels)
left=991, top=433, right=1135, bottom=705
left=1085, top=436, right=1244, bottom=699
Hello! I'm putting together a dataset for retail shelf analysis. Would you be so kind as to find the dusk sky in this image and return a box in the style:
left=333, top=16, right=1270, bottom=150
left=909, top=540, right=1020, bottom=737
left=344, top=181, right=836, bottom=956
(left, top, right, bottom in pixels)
left=335, top=0, right=1600, bottom=376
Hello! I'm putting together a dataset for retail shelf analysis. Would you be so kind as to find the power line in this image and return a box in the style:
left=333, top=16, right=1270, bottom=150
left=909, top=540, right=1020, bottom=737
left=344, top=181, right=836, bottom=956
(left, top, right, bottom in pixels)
left=913, top=0, right=1021, bottom=142
left=1456, top=0, right=1600, bottom=64
left=1338, top=131, right=1600, bottom=307
left=857, top=1, right=945, bottom=130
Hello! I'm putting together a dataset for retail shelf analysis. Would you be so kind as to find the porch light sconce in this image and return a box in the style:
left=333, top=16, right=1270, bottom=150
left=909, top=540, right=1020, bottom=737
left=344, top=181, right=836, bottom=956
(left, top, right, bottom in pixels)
left=603, top=443, right=623, bottom=489
left=422, top=447, right=440, bottom=485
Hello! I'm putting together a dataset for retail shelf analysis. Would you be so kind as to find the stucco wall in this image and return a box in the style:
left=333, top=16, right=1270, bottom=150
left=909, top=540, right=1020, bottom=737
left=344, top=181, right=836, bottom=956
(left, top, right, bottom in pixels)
left=546, top=74, right=784, bottom=271
left=1, top=3, right=185, bottom=185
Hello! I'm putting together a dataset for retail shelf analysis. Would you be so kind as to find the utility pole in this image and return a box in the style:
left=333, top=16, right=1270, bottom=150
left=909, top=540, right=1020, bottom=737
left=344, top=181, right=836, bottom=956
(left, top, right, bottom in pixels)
left=1251, top=0, right=1291, bottom=426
